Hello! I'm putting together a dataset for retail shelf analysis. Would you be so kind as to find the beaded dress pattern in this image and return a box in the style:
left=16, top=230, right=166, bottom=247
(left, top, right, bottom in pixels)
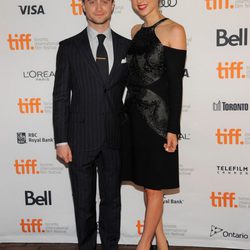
left=125, top=19, right=169, bottom=138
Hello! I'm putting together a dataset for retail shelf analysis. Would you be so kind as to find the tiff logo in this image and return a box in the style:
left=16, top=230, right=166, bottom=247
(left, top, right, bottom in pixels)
left=217, top=28, right=248, bottom=47
left=14, top=160, right=39, bottom=175
left=71, top=0, right=83, bottom=15
left=216, top=61, right=246, bottom=79
left=210, top=192, right=238, bottom=208
left=20, top=218, right=45, bottom=233
left=25, top=191, right=52, bottom=206
left=18, top=5, right=45, bottom=15
left=7, top=34, right=34, bottom=50
left=206, top=0, right=234, bottom=10
left=216, top=129, right=244, bottom=145
left=18, top=98, right=43, bottom=114
left=136, top=220, right=144, bottom=235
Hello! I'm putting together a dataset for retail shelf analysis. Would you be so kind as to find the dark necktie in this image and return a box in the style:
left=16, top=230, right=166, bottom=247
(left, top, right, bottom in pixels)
left=96, top=34, right=109, bottom=82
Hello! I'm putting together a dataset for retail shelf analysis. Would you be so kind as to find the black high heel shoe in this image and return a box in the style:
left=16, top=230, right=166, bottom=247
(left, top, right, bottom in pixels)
left=150, top=240, right=170, bottom=250
left=150, top=245, right=157, bottom=250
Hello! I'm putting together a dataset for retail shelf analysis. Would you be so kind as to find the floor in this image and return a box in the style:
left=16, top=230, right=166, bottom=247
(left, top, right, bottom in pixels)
left=0, top=244, right=232, bottom=250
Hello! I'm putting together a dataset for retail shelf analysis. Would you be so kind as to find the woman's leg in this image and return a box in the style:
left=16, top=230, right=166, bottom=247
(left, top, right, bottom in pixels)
left=143, top=193, right=169, bottom=250
left=137, top=189, right=164, bottom=250
left=155, top=217, right=169, bottom=250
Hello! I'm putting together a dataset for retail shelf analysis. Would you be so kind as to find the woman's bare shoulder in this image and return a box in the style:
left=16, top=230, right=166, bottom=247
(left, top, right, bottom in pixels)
left=156, top=20, right=186, bottom=50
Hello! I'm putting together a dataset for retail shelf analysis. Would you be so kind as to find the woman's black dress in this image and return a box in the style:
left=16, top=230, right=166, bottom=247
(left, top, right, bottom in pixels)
left=121, top=18, right=186, bottom=190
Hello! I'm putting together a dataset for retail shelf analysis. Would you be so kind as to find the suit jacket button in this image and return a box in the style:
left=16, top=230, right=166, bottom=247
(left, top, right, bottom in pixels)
left=104, top=88, right=107, bottom=93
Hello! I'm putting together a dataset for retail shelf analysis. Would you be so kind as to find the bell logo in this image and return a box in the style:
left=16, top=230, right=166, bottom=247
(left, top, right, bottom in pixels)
left=71, top=0, right=83, bottom=15
left=216, top=28, right=248, bottom=47
left=18, top=98, right=43, bottom=114
left=206, top=0, right=234, bottom=10
left=14, top=160, right=40, bottom=175
left=216, top=128, right=244, bottom=145
left=20, top=218, right=45, bottom=233
left=7, top=34, right=34, bottom=50
left=210, top=192, right=238, bottom=208
left=136, top=220, right=144, bottom=235
left=216, top=61, right=246, bottom=79
left=25, top=191, right=52, bottom=206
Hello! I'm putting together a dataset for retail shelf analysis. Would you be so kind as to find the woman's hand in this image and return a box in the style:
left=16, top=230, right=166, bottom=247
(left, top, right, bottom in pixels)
left=164, top=132, right=178, bottom=153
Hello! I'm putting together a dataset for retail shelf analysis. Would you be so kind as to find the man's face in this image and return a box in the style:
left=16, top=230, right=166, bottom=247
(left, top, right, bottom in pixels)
left=83, top=0, right=114, bottom=25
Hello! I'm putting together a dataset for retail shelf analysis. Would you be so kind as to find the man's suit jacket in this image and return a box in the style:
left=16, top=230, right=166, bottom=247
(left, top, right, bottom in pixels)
left=53, top=28, right=130, bottom=152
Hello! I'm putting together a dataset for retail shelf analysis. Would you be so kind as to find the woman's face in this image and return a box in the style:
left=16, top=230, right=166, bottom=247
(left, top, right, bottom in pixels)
left=131, top=0, right=159, bottom=17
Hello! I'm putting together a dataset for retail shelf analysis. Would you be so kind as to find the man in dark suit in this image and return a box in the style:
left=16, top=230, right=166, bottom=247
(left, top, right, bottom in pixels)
left=52, top=0, right=130, bottom=249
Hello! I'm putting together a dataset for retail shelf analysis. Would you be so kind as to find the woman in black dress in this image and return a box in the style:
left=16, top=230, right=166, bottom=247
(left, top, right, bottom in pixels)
left=122, top=0, right=187, bottom=249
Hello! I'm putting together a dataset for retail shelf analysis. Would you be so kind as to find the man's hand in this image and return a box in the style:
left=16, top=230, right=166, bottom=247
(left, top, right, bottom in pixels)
left=56, top=144, right=72, bottom=163
left=164, top=132, right=178, bottom=153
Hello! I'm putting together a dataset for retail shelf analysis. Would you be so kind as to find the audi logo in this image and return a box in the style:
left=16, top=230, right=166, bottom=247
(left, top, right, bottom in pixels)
left=160, top=0, right=178, bottom=7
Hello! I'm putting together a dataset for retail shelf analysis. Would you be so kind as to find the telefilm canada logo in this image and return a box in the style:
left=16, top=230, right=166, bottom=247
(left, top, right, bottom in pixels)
left=160, top=0, right=178, bottom=8
left=210, top=225, right=248, bottom=239
left=16, top=132, right=53, bottom=144
left=216, top=165, right=248, bottom=175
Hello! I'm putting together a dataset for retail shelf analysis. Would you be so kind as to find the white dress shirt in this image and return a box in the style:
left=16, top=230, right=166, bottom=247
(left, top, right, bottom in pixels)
left=87, top=26, right=114, bottom=73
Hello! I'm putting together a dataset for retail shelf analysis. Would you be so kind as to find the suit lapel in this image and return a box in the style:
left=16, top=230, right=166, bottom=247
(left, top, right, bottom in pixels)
left=107, top=31, right=123, bottom=87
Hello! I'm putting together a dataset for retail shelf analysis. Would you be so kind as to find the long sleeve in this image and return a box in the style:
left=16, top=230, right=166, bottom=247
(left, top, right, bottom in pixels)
left=165, top=47, right=186, bottom=135
left=52, top=42, right=72, bottom=144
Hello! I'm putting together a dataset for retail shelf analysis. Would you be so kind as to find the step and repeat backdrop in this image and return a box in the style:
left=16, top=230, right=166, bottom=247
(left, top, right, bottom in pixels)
left=0, top=0, right=250, bottom=249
